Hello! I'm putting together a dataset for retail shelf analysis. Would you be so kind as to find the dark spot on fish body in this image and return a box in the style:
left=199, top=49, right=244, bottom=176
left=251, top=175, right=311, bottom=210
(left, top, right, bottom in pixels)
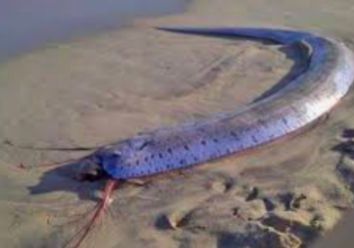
left=213, top=138, right=219, bottom=143
left=184, top=144, right=190, bottom=151
left=167, top=148, right=173, bottom=154
left=258, top=119, right=267, bottom=126
left=144, top=157, right=149, bottom=162
left=179, top=159, right=185, bottom=165
left=282, top=117, right=288, bottom=125
left=159, top=153, right=163, bottom=158
left=251, top=135, right=258, bottom=143
left=201, top=140, right=207, bottom=146
left=230, top=131, right=239, bottom=140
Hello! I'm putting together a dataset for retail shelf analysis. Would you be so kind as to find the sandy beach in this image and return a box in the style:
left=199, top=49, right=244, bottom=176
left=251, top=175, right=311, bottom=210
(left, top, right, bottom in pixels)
left=1, top=0, right=354, bottom=247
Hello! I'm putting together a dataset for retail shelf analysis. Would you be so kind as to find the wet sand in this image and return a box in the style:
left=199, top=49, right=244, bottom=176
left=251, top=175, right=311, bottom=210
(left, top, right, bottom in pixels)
left=1, top=0, right=354, bottom=247
left=0, top=0, right=189, bottom=63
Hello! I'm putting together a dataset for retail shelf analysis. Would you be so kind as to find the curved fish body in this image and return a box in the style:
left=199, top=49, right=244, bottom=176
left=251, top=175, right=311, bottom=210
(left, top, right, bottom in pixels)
left=90, top=27, right=354, bottom=179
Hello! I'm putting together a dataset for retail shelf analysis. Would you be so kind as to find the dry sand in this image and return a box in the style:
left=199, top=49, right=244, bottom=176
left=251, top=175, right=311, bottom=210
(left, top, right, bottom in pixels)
left=1, top=0, right=354, bottom=247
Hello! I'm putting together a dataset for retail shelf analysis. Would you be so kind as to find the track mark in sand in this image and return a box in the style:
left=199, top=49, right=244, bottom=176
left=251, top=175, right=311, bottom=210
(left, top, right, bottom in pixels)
left=333, top=128, right=354, bottom=191
left=153, top=49, right=246, bottom=101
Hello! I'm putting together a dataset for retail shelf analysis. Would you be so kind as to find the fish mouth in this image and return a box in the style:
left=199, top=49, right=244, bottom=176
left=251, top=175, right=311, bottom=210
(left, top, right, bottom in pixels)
left=76, top=158, right=109, bottom=182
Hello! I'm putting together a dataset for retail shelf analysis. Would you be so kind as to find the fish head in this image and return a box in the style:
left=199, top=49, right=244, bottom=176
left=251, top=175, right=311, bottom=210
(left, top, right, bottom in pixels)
left=95, top=135, right=154, bottom=179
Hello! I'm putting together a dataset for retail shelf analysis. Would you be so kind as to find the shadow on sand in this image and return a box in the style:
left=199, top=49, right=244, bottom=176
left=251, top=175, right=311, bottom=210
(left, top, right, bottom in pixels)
left=27, top=159, right=107, bottom=202
left=332, top=128, right=354, bottom=191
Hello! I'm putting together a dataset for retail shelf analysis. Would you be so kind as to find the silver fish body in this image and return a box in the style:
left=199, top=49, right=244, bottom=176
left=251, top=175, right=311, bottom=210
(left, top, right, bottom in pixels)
left=90, top=27, right=354, bottom=179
